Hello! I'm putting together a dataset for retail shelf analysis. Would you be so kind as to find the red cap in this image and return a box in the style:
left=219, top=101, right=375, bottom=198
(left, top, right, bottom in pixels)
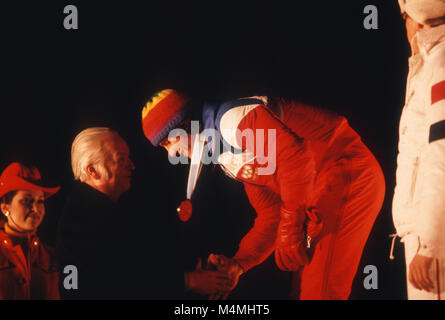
left=0, top=162, right=60, bottom=199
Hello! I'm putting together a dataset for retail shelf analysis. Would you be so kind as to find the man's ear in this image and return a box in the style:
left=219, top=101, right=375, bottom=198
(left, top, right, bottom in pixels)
left=86, top=164, right=101, bottom=180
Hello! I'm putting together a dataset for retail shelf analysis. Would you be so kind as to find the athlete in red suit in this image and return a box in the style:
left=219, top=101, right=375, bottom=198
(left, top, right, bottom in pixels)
left=142, top=91, right=385, bottom=299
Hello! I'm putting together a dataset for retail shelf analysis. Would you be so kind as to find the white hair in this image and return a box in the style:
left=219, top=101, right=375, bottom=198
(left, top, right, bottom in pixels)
left=71, top=127, right=116, bottom=181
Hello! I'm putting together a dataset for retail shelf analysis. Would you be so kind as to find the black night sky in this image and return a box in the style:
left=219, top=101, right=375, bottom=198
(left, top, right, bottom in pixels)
left=2, top=1, right=409, bottom=299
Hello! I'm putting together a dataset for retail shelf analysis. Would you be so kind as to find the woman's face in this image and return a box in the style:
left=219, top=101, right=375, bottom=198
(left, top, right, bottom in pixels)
left=3, top=190, right=46, bottom=232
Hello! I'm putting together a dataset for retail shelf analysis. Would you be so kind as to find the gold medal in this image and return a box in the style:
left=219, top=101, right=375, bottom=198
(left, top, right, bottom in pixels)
left=177, top=199, right=193, bottom=222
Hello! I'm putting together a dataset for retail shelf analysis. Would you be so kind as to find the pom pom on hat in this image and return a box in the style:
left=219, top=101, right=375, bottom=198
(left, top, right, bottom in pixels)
left=141, top=89, right=191, bottom=146
left=398, top=0, right=445, bottom=24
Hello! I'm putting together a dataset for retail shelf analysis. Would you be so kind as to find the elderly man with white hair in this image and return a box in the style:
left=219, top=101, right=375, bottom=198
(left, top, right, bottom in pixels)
left=71, top=127, right=135, bottom=202
left=56, top=127, right=232, bottom=299
left=70, top=127, right=136, bottom=202
left=393, top=0, right=445, bottom=300
left=56, top=127, right=137, bottom=299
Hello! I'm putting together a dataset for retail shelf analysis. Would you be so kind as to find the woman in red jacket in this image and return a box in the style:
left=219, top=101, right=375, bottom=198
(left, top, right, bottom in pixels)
left=0, top=162, right=60, bottom=299
left=141, top=89, right=385, bottom=300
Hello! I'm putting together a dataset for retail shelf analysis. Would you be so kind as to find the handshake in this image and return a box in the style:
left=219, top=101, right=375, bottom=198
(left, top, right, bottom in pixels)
left=184, top=207, right=323, bottom=298
left=184, top=254, right=244, bottom=300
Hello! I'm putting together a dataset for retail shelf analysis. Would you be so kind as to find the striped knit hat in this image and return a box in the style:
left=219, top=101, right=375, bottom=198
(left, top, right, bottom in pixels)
left=142, top=89, right=191, bottom=146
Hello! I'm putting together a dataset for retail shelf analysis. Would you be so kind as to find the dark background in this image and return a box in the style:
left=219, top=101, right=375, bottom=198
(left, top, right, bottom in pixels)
left=2, top=1, right=409, bottom=299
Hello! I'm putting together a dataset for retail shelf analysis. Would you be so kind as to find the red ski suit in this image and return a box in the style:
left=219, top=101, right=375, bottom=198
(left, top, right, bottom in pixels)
left=217, top=97, right=385, bottom=299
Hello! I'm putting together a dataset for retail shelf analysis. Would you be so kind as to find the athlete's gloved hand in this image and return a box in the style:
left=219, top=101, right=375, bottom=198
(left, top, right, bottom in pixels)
left=207, top=254, right=244, bottom=300
left=275, top=207, right=309, bottom=271
left=184, top=259, right=232, bottom=296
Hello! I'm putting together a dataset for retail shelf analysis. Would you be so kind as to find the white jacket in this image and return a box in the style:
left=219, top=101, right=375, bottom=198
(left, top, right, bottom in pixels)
left=393, top=24, right=445, bottom=258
